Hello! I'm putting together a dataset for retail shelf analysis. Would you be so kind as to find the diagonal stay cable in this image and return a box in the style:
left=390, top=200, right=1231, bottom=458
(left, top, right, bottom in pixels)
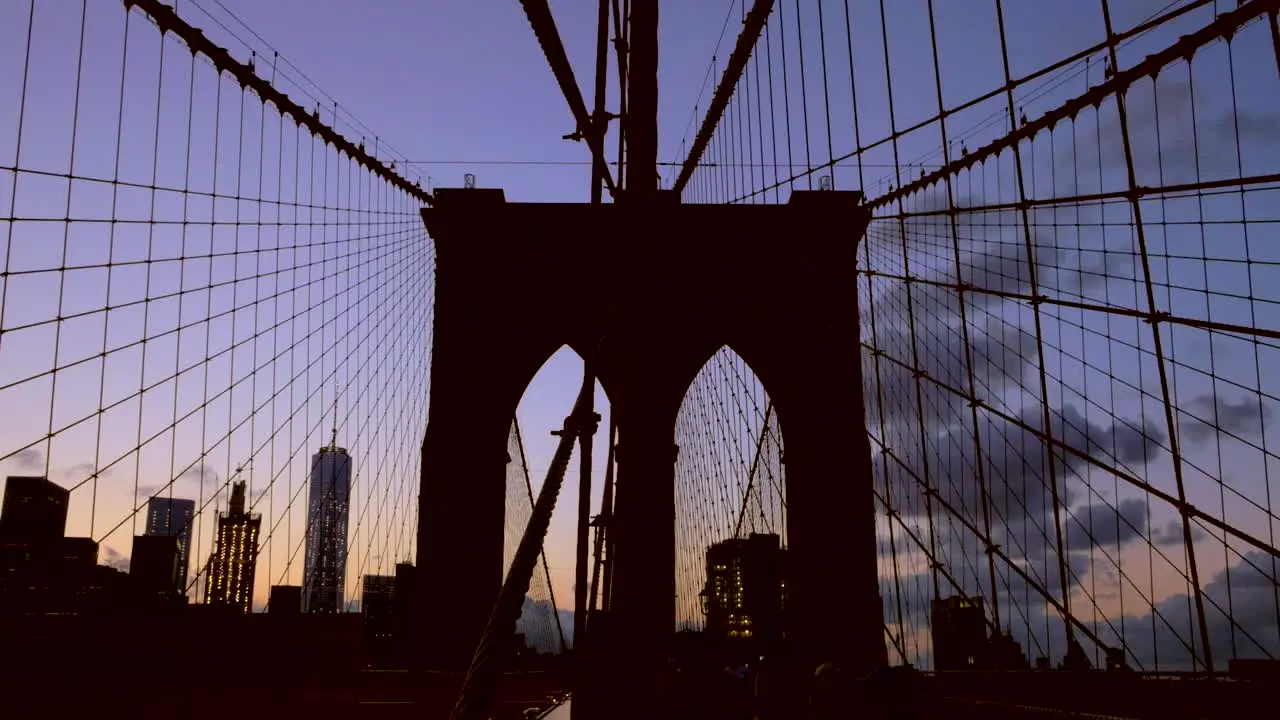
left=732, top=400, right=773, bottom=538
left=515, top=416, right=569, bottom=653
left=450, top=373, right=597, bottom=720
left=517, top=0, right=617, bottom=195
left=672, top=0, right=775, bottom=194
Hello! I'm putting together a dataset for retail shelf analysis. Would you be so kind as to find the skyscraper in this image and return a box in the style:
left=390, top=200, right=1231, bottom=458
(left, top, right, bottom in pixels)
left=130, top=534, right=181, bottom=606
left=931, top=595, right=987, bottom=671
left=203, top=481, right=260, bottom=613
left=700, top=533, right=786, bottom=653
left=303, top=440, right=351, bottom=613
left=1, top=477, right=65, bottom=610
left=0, top=476, right=68, bottom=543
left=362, top=574, right=397, bottom=642
left=144, top=496, right=195, bottom=593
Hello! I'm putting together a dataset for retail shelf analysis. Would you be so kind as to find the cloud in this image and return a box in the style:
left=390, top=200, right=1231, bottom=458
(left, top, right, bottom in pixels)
left=1064, top=497, right=1148, bottom=552
left=10, top=447, right=44, bottom=471
left=1073, top=76, right=1280, bottom=185
left=999, top=551, right=1093, bottom=607
left=928, top=403, right=1164, bottom=531
left=877, top=402, right=1166, bottom=624
left=1179, top=393, right=1272, bottom=445
left=1093, top=551, right=1280, bottom=670
left=957, top=548, right=1279, bottom=672
left=59, top=462, right=112, bottom=482
left=866, top=182, right=1134, bottom=444
left=516, top=595, right=572, bottom=653
left=180, top=463, right=221, bottom=488
left=860, top=68, right=1280, bottom=671
left=1150, top=518, right=1207, bottom=546
left=102, top=546, right=130, bottom=572
left=139, top=463, right=223, bottom=499
left=865, top=170, right=1167, bottom=623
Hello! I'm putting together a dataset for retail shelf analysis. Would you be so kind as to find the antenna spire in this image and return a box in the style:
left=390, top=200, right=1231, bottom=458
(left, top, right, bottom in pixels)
left=329, top=370, right=339, bottom=451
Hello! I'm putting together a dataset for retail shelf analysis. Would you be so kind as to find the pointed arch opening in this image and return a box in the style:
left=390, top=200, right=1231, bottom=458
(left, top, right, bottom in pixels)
left=673, top=346, right=785, bottom=640
left=510, top=345, right=613, bottom=653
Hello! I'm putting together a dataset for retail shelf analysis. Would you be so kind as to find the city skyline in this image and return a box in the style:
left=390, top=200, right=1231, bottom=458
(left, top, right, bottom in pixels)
left=0, top=0, right=1277, bottom=676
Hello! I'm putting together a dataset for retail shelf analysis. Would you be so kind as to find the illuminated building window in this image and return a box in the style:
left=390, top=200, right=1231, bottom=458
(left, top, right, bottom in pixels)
left=203, top=481, right=261, bottom=613
left=700, top=533, right=785, bottom=649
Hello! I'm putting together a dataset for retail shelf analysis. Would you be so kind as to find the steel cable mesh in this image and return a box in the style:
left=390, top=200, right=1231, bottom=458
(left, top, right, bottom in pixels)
left=674, top=347, right=785, bottom=633
left=0, top=0, right=432, bottom=613
left=673, top=0, right=1280, bottom=671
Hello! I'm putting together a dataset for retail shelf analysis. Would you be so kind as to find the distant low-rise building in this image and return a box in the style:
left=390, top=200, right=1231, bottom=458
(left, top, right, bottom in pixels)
left=269, top=584, right=302, bottom=614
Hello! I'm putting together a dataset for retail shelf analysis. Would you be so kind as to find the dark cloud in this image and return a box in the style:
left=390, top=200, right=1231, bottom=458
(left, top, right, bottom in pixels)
left=1064, top=497, right=1147, bottom=552
left=876, top=402, right=1167, bottom=633
left=866, top=183, right=1132, bottom=443
left=928, top=403, right=1164, bottom=532
left=865, top=311, right=1039, bottom=436
left=1055, top=404, right=1164, bottom=467
left=860, top=68, right=1279, bottom=672
left=1179, top=393, right=1272, bottom=445
left=1073, top=76, right=1280, bottom=185
left=865, top=175, right=1166, bottom=622
left=1150, top=517, right=1208, bottom=546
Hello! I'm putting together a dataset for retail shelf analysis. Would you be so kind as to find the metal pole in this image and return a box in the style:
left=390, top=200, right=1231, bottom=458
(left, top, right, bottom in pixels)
left=591, top=0, right=611, bottom=204
left=575, top=0, right=609, bottom=655
left=573, top=367, right=597, bottom=655
left=588, top=419, right=617, bottom=617
left=626, top=0, right=657, bottom=198
left=600, top=424, right=618, bottom=615
left=613, top=0, right=629, bottom=194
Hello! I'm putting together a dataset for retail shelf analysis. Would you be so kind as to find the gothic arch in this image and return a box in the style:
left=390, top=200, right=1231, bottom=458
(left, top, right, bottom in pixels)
left=416, top=187, right=883, bottom=676
left=672, top=346, right=788, bottom=630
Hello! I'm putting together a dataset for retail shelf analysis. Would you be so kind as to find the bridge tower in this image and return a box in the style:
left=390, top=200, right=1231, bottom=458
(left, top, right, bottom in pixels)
left=417, top=1, right=883, bottom=715
left=415, top=187, right=886, bottom=711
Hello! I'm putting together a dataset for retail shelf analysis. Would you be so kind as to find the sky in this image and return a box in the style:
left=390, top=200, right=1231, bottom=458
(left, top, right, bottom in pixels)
left=1, top=0, right=1279, bottom=671
left=0, top=0, right=743, bottom=624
